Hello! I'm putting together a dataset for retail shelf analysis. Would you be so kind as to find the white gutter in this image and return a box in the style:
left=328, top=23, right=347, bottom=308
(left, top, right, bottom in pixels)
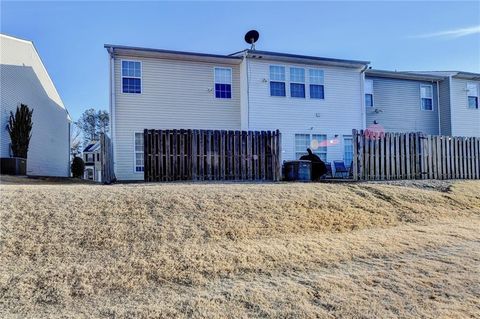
left=448, top=75, right=454, bottom=135
left=360, top=65, right=369, bottom=130
left=108, top=47, right=117, bottom=175
left=245, top=51, right=250, bottom=130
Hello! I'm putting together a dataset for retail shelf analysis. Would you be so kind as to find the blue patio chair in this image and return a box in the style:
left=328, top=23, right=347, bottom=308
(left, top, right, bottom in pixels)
left=323, top=162, right=333, bottom=178
left=333, top=160, right=349, bottom=178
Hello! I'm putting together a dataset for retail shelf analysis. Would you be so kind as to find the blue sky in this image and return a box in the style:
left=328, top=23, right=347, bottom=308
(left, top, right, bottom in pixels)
left=1, top=1, right=479, bottom=120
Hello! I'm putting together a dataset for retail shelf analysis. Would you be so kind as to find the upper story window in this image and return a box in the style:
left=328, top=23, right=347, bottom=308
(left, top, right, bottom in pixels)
left=420, top=85, right=433, bottom=111
left=309, top=69, right=325, bottom=99
left=467, top=83, right=479, bottom=109
left=290, top=67, right=305, bottom=98
left=214, top=67, right=232, bottom=99
left=122, top=60, right=141, bottom=94
left=270, top=65, right=286, bottom=97
left=365, top=79, right=374, bottom=107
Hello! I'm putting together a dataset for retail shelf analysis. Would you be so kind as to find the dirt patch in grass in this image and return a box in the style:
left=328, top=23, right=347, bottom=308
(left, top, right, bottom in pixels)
left=0, top=180, right=479, bottom=318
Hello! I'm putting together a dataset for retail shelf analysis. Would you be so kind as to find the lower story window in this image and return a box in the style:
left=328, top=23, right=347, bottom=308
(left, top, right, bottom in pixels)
left=134, top=132, right=144, bottom=172
left=295, top=134, right=327, bottom=161
left=344, top=136, right=353, bottom=167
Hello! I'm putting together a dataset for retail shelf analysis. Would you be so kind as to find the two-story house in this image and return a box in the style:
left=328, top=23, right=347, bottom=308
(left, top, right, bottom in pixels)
left=82, top=141, right=101, bottom=181
left=105, top=43, right=479, bottom=181
left=105, top=44, right=369, bottom=181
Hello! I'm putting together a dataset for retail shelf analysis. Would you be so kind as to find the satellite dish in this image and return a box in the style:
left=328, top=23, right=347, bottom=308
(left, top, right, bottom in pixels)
left=244, top=30, right=259, bottom=50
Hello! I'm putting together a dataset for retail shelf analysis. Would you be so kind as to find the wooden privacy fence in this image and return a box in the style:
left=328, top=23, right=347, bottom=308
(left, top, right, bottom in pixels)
left=352, top=129, right=480, bottom=181
left=144, top=129, right=282, bottom=182
left=100, top=133, right=116, bottom=184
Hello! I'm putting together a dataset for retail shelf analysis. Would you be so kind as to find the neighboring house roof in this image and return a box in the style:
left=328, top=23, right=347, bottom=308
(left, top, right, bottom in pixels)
left=83, top=141, right=100, bottom=153
left=365, top=69, right=445, bottom=81
left=104, top=44, right=369, bottom=68
left=404, top=71, right=480, bottom=81
left=104, top=44, right=243, bottom=64
left=0, top=33, right=71, bottom=121
left=231, top=49, right=370, bottom=68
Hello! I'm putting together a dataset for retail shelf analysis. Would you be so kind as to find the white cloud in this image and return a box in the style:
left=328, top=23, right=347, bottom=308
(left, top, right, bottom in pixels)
left=411, top=25, right=480, bottom=39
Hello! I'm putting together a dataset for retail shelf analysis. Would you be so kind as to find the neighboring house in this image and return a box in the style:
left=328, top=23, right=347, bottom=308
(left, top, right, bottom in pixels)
left=82, top=141, right=102, bottom=182
left=364, top=70, right=444, bottom=135
left=0, top=34, right=70, bottom=177
left=364, top=69, right=480, bottom=137
left=105, top=44, right=369, bottom=180
left=411, top=71, right=480, bottom=137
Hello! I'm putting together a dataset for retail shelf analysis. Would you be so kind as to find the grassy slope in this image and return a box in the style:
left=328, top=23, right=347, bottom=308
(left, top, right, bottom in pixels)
left=0, top=180, right=479, bottom=318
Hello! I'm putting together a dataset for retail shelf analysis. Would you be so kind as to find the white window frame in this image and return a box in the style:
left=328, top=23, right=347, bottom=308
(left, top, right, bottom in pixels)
left=294, top=133, right=327, bottom=161
left=343, top=136, right=353, bottom=167
left=269, top=65, right=287, bottom=97
left=420, top=84, right=434, bottom=111
left=309, top=68, right=325, bottom=100
left=213, top=67, right=233, bottom=99
left=133, top=131, right=144, bottom=173
left=290, top=67, right=306, bottom=98
left=365, top=79, right=374, bottom=107
left=466, top=82, right=479, bottom=109
left=121, top=59, right=142, bottom=94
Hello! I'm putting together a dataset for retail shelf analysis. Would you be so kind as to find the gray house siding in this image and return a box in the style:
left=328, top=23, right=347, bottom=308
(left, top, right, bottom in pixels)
left=365, top=76, right=439, bottom=135
left=450, top=78, right=480, bottom=137
left=113, top=55, right=241, bottom=180
left=438, top=79, right=451, bottom=136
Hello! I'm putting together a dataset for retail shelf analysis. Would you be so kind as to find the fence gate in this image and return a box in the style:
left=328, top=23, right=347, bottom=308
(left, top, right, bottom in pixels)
left=352, top=129, right=480, bottom=181
left=144, top=129, right=282, bottom=182
left=100, top=133, right=116, bottom=184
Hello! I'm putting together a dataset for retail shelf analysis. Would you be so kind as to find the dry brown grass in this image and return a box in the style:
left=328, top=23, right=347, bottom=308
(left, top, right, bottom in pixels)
left=1, top=180, right=479, bottom=318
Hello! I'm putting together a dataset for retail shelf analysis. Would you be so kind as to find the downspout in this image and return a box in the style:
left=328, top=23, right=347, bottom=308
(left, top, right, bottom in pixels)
left=108, top=47, right=117, bottom=175
left=436, top=80, right=441, bottom=135
left=245, top=52, right=250, bottom=131
left=360, top=65, right=369, bottom=130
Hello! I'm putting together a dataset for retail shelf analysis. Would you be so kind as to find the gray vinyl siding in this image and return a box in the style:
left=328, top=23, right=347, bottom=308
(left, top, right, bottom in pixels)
left=438, top=79, right=451, bottom=136
left=450, top=78, right=480, bottom=137
left=365, top=77, right=439, bottom=135
left=113, top=55, right=241, bottom=180
left=0, top=35, right=70, bottom=177
left=246, top=58, right=364, bottom=164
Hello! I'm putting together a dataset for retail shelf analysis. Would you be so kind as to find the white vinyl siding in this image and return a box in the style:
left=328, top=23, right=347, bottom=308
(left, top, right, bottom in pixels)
left=248, top=59, right=363, bottom=163
left=0, top=35, right=70, bottom=177
left=113, top=55, right=241, bottom=180
left=420, top=84, right=433, bottom=111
